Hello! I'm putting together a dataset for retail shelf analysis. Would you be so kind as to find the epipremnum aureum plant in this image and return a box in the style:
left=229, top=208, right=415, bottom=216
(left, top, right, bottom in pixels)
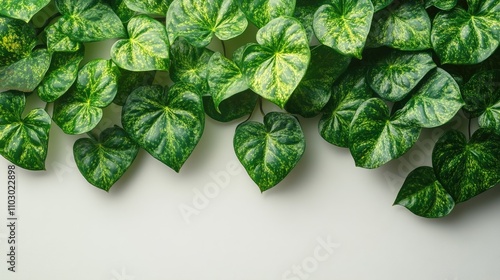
left=0, top=0, right=499, bottom=218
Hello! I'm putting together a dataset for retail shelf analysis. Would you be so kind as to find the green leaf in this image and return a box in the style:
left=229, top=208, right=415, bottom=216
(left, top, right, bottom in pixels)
left=286, top=45, right=351, bottom=118
left=106, top=0, right=136, bottom=22
left=113, top=68, right=155, bottom=106
left=124, top=0, right=170, bottom=15
left=431, top=2, right=500, bottom=64
left=368, top=1, right=432, bottom=51
left=55, top=0, right=126, bottom=42
left=167, top=0, right=247, bottom=47
left=0, top=49, right=51, bottom=92
left=0, top=16, right=36, bottom=67
left=38, top=48, right=85, bottom=102
left=111, top=15, right=170, bottom=71
left=433, top=129, right=500, bottom=203
left=121, top=84, right=205, bottom=172
left=319, top=67, right=374, bottom=147
left=349, top=98, right=421, bottom=168
left=74, top=126, right=140, bottom=191
left=45, top=20, right=82, bottom=53
left=313, top=0, right=374, bottom=58
left=294, top=1, right=322, bottom=42
left=242, top=16, right=310, bottom=108
left=425, top=0, right=457, bottom=11
left=0, top=92, right=51, bottom=170
left=371, top=0, right=393, bottom=12
left=0, top=0, right=51, bottom=22
left=234, top=112, right=305, bottom=192
left=53, top=59, right=120, bottom=134
left=394, top=166, right=455, bottom=218
left=394, top=68, right=464, bottom=128
left=366, top=50, right=436, bottom=102
left=203, top=90, right=258, bottom=122
left=239, top=0, right=296, bottom=28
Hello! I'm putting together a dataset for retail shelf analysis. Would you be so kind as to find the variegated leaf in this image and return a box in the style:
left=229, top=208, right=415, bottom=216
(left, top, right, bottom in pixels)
left=113, top=68, right=155, bottom=106
left=106, top=0, right=136, bottom=22
left=124, top=0, right=171, bottom=15
left=425, top=0, right=457, bottom=11
left=239, top=0, right=295, bottom=28
left=0, top=0, right=51, bottom=22
left=0, top=16, right=36, bottom=67
left=0, top=49, right=51, bottom=92
left=203, top=90, right=258, bottom=122
left=294, top=0, right=322, bottom=42
left=234, top=112, right=305, bottom=192
left=45, top=20, right=82, bottom=53
left=371, top=0, right=393, bottom=12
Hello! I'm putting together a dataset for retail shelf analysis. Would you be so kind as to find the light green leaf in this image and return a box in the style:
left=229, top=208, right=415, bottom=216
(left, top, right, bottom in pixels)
left=167, top=0, right=247, bottom=47
left=425, top=0, right=457, bottom=11
left=113, top=68, right=155, bottom=106
left=394, top=166, right=455, bottom=218
left=45, top=20, right=81, bottom=53
left=0, top=91, right=51, bottom=170
left=0, top=0, right=51, bottom=22
left=433, top=129, right=500, bottom=203
left=242, top=16, right=310, bottom=108
left=111, top=15, right=170, bottom=71
left=74, top=126, right=140, bottom=191
left=124, top=0, right=171, bottom=15
left=203, top=90, right=258, bottom=122
left=313, top=0, right=374, bottom=58
left=234, top=112, right=305, bottom=192
left=0, top=16, right=36, bottom=67
left=121, top=84, right=205, bottom=172
left=0, top=49, right=51, bottom=92
left=239, top=0, right=296, bottom=28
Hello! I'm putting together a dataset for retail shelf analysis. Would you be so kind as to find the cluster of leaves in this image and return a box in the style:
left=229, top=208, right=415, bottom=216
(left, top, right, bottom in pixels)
left=0, top=0, right=499, bottom=218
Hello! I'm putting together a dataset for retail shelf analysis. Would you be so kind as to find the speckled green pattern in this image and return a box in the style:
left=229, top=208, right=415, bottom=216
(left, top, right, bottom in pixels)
left=38, top=48, right=85, bottom=102
left=0, top=0, right=51, bottom=22
left=462, top=70, right=500, bottom=117
left=431, top=1, right=500, bottom=64
left=124, top=0, right=170, bottom=15
left=425, top=0, right=457, bottom=10
left=45, top=20, right=81, bottom=53
left=432, top=129, right=500, bottom=203
left=0, top=92, right=51, bottom=170
left=167, top=0, right=247, bottom=47
left=286, top=45, right=351, bottom=118
left=394, top=68, right=464, bottom=128
left=234, top=112, right=305, bottom=192
left=55, top=0, right=127, bottom=42
left=111, top=15, right=170, bottom=71
left=0, top=49, right=51, bottom=92
left=371, top=0, right=393, bottom=12
left=394, top=166, right=455, bottom=218
left=0, top=16, right=36, bottom=67
left=349, top=98, right=421, bottom=169
left=74, top=126, right=139, bottom=191
left=121, top=84, right=205, bottom=172
left=313, top=0, right=373, bottom=58
left=107, top=0, right=135, bottom=22
left=368, top=1, right=431, bottom=51
left=319, top=67, right=373, bottom=148
left=239, top=0, right=296, bottom=28
left=366, top=50, right=436, bottom=102
left=242, top=17, right=310, bottom=108
left=207, top=52, right=248, bottom=113
left=53, top=59, right=120, bottom=134
left=294, top=2, right=321, bottom=42
left=203, top=90, right=258, bottom=122
left=113, top=68, right=155, bottom=106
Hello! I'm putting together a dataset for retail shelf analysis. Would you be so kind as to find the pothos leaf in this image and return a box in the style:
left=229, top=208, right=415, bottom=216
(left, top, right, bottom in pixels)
left=121, top=84, right=205, bottom=172
left=203, top=90, right=258, bottom=122
left=425, top=0, right=457, bottom=11
left=432, top=129, right=500, bottom=203
left=238, top=0, right=296, bottom=28
left=294, top=1, right=322, bottom=42
left=313, top=0, right=374, bottom=58
left=286, top=45, right=351, bottom=118
left=167, top=0, right=247, bottom=47
left=45, top=20, right=82, bottom=53
left=242, top=16, right=310, bottom=108
left=431, top=1, right=500, bottom=64
left=0, top=0, right=51, bottom=22
left=113, top=68, right=155, bottom=106
left=349, top=98, right=421, bottom=168
left=371, top=0, right=393, bottom=12
left=74, top=126, right=140, bottom=191
left=124, top=0, right=171, bottom=15
left=366, top=50, right=436, bottom=102
left=394, top=166, right=455, bottom=218
left=0, top=16, right=36, bottom=67
left=0, top=91, right=51, bottom=170
left=106, top=0, right=135, bottom=22
left=234, top=112, right=305, bottom=192
left=394, top=68, right=464, bottom=128
left=319, top=67, right=374, bottom=148
left=111, top=15, right=170, bottom=71
left=0, top=49, right=51, bottom=92
left=53, top=59, right=120, bottom=134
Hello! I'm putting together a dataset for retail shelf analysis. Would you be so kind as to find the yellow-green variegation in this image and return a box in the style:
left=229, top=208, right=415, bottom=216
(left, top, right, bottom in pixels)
left=239, top=0, right=296, bottom=28
left=45, top=20, right=82, bottom=53
left=108, top=0, right=135, bottom=22
left=294, top=0, right=322, bottom=42
left=371, top=0, right=393, bottom=12
left=0, top=49, right=51, bottom=92
left=124, top=0, right=171, bottom=15
left=425, top=0, right=457, bottom=11
left=0, top=0, right=51, bottom=22
left=0, top=16, right=36, bottom=67
left=113, top=68, right=155, bottom=106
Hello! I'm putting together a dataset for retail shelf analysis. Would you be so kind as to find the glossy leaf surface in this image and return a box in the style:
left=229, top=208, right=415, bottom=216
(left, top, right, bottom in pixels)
left=0, top=49, right=51, bottom=92
left=45, top=20, right=81, bottom=53
left=0, top=16, right=36, bottom=67
left=113, top=69, right=155, bottom=106
left=239, top=0, right=295, bottom=28
left=203, top=90, right=258, bottom=122
left=124, top=0, right=170, bottom=15
left=425, top=0, right=457, bottom=10
left=0, top=0, right=51, bottom=22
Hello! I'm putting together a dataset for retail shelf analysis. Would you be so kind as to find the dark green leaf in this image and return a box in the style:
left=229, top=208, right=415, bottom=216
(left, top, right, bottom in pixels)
left=0, top=0, right=51, bottom=22
left=124, top=0, right=170, bottom=15
left=106, top=0, right=136, bottom=22
left=0, top=16, right=36, bottom=67
left=45, top=20, right=82, bottom=53
left=371, top=0, right=393, bottom=12
left=294, top=1, right=321, bottom=42
left=239, top=0, right=295, bottom=28
left=0, top=49, right=51, bottom=92
left=234, top=112, right=306, bottom=192
left=113, top=69, right=155, bottom=106
left=203, top=90, right=258, bottom=122
left=425, top=0, right=457, bottom=11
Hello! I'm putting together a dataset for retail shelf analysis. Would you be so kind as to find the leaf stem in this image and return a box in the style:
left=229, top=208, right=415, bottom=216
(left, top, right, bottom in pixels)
left=87, top=131, right=99, bottom=142
left=468, top=117, right=472, bottom=139
left=221, top=40, right=227, bottom=57
left=259, top=98, right=265, bottom=117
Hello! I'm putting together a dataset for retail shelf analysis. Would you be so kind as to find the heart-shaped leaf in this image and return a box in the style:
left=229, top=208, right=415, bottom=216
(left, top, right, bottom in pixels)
left=313, top=0, right=374, bottom=58
left=124, top=0, right=171, bottom=15
left=74, top=126, right=140, bottom=191
left=242, top=16, right=310, bottom=108
left=45, top=20, right=82, bottom=53
left=203, top=90, right=258, bottom=122
left=394, top=166, right=455, bottom=218
left=394, top=68, right=464, bottom=128
left=239, top=0, right=295, bottom=28
left=121, top=84, right=205, bottom=172
left=0, top=91, right=51, bottom=170
left=349, top=98, right=421, bottom=168
left=0, top=49, right=51, bottom=92
left=368, top=1, right=432, bottom=51
left=0, top=0, right=51, bottom=22
left=167, top=0, right=247, bottom=47
left=0, top=16, right=36, bottom=67
left=371, top=0, right=393, bottom=12
left=234, top=112, right=306, bottom=192
left=366, top=50, right=436, bottom=102
left=111, top=15, right=170, bottom=71
left=432, top=129, right=500, bottom=203
left=286, top=45, right=351, bottom=118
left=431, top=1, right=500, bottom=64
left=425, top=0, right=457, bottom=11
left=107, top=0, right=135, bottom=22
left=113, top=68, right=155, bottom=106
